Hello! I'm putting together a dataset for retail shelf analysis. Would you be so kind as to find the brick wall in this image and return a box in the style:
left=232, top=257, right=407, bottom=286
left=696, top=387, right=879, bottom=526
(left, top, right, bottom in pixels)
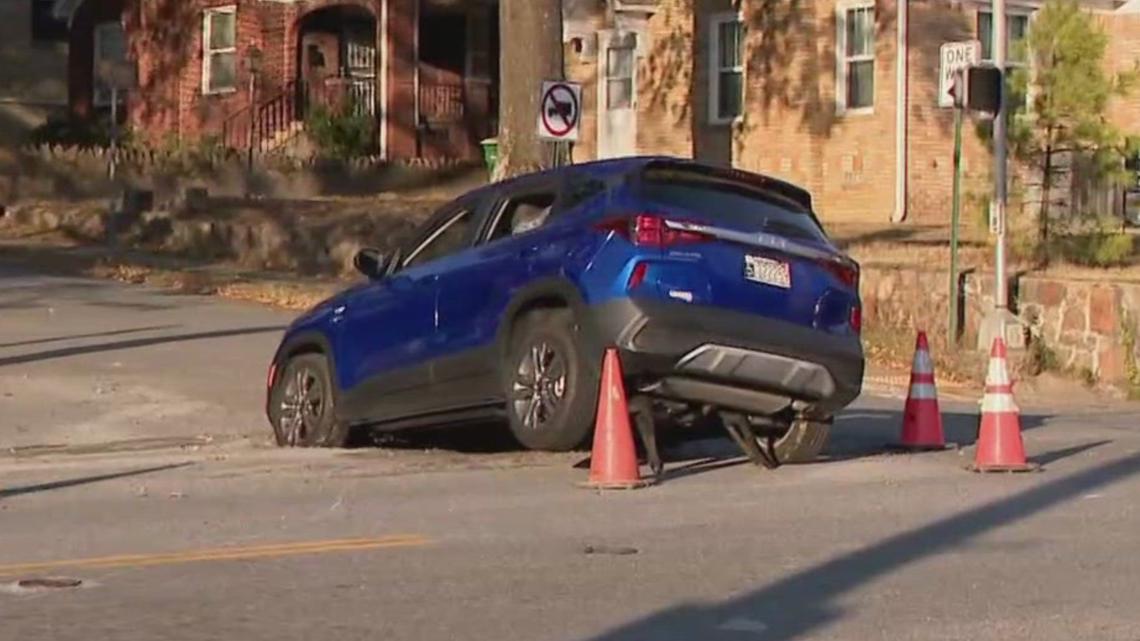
left=567, top=0, right=1140, bottom=226
left=67, top=0, right=390, bottom=148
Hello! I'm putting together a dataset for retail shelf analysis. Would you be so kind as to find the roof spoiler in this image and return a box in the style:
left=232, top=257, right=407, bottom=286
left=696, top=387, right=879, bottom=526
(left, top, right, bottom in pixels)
left=639, top=159, right=815, bottom=213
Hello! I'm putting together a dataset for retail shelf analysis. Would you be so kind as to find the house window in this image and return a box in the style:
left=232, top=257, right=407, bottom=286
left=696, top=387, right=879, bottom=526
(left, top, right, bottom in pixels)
left=31, top=0, right=69, bottom=42
left=202, top=6, right=238, bottom=95
left=709, top=13, right=744, bottom=124
left=606, top=42, right=635, bottom=110
left=978, top=11, right=1030, bottom=65
left=93, top=21, right=127, bottom=107
left=978, top=10, right=1031, bottom=110
left=836, top=4, right=875, bottom=113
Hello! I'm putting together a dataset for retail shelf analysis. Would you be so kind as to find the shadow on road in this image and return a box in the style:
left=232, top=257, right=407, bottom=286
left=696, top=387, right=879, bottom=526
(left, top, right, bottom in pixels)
left=0, top=462, right=193, bottom=501
left=584, top=450, right=1140, bottom=641
left=0, top=325, right=285, bottom=368
left=1030, top=440, right=1113, bottom=467
left=0, top=325, right=179, bottom=349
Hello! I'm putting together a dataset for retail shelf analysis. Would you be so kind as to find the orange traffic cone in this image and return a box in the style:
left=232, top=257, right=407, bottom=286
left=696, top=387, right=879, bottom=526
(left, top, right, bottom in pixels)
left=971, top=337, right=1036, bottom=473
left=580, top=348, right=652, bottom=490
left=895, top=331, right=947, bottom=450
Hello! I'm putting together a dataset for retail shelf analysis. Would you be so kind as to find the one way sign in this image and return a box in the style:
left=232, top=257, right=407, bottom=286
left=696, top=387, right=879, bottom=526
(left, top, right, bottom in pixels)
left=938, top=40, right=980, bottom=108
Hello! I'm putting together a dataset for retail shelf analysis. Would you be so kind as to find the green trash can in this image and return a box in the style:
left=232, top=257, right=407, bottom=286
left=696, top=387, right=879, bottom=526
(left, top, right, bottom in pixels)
left=480, top=138, right=499, bottom=178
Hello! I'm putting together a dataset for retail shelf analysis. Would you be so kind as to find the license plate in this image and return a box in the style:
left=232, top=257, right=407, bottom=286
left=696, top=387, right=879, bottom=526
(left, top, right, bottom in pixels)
left=744, top=255, right=791, bottom=289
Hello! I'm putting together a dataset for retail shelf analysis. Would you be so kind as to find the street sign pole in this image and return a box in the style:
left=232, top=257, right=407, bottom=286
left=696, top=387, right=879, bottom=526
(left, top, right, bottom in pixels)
left=983, top=0, right=1014, bottom=349
left=995, top=0, right=1009, bottom=310
left=974, top=0, right=1021, bottom=351
left=949, top=79, right=964, bottom=344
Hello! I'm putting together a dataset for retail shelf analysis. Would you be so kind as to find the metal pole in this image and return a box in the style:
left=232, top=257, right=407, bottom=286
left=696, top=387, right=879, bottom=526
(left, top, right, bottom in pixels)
left=247, top=74, right=256, bottom=175
left=109, top=86, right=119, bottom=181
left=993, top=0, right=1009, bottom=313
left=949, top=96, right=964, bottom=344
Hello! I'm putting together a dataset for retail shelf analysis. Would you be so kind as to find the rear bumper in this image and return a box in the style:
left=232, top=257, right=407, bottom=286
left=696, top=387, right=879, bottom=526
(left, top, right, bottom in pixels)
left=585, top=297, right=864, bottom=417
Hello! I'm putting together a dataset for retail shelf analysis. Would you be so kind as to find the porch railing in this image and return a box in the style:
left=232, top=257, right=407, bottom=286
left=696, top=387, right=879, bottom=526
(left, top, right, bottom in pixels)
left=221, top=77, right=379, bottom=155
left=221, top=80, right=304, bottom=155
left=419, top=82, right=465, bottom=123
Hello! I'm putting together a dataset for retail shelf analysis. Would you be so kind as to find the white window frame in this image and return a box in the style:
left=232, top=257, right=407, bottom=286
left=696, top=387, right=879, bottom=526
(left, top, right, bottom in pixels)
left=977, top=7, right=1033, bottom=66
left=708, top=11, right=744, bottom=126
left=604, top=35, right=637, bottom=111
left=93, top=20, right=126, bottom=108
left=202, top=5, right=238, bottom=96
left=835, top=1, right=876, bottom=116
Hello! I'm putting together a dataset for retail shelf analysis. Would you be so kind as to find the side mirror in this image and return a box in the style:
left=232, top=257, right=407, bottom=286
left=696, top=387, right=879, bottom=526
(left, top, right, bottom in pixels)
left=353, top=247, right=389, bottom=279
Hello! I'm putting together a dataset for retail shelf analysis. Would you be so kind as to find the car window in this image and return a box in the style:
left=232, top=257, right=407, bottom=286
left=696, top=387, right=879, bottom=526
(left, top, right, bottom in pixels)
left=637, top=169, right=827, bottom=243
left=561, top=176, right=607, bottom=212
left=485, top=191, right=558, bottom=243
left=403, top=208, right=475, bottom=269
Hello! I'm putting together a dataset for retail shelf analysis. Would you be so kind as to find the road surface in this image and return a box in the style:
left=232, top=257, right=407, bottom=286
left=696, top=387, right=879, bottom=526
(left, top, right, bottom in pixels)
left=2, top=266, right=1140, bottom=640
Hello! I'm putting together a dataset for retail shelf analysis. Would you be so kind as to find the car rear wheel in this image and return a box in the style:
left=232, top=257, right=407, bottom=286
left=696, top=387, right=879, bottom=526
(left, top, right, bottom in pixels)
left=269, top=353, right=351, bottom=448
left=776, top=418, right=831, bottom=463
left=504, top=310, right=599, bottom=451
left=754, top=415, right=831, bottom=464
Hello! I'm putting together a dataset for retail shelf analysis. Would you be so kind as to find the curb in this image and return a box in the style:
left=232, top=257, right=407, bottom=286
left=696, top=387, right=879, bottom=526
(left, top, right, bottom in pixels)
left=863, top=374, right=976, bottom=402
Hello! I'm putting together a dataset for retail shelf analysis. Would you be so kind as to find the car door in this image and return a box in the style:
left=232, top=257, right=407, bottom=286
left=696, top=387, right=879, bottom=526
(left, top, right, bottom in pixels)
left=338, top=201, right=480, bottom=423
left=430, top=177, right=567, bottom=407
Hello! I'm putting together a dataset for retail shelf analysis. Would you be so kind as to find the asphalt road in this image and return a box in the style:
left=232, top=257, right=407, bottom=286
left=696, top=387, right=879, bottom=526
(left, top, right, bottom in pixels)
left=0, top=266, right=290, bottom=450
left=3, top=267, right=1140, bottom=640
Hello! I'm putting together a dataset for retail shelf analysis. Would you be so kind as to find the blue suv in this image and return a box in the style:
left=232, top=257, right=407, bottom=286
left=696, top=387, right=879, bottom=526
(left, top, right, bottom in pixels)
left=266, top=157, right=863, bottom=462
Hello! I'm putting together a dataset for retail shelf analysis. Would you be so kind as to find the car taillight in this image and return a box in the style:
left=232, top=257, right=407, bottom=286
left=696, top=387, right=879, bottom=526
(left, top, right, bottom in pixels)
left=267, top=362, right=277, bottom=389
left=627, top=261, right=648, bottom=290
left=819, top=258, right=860, bottom=290
left=850, top=304, right=863, bottom=334
left=596, top=213, right=713, bottom=247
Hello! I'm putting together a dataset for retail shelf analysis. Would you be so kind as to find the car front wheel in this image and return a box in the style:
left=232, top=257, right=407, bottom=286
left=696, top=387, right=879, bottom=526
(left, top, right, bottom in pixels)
left=268, top=353, right=351, bottom=448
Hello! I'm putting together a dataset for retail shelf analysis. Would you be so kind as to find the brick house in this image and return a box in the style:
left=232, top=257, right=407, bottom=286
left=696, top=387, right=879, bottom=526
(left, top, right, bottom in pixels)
left=564, top=0, right=1140, bottom=223
left=51, top=0, right=498, bottom=160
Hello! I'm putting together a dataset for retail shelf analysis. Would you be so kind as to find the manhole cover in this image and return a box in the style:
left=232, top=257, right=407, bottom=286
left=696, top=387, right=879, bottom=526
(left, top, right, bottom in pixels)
left=16, top=577, right=83, bottom=590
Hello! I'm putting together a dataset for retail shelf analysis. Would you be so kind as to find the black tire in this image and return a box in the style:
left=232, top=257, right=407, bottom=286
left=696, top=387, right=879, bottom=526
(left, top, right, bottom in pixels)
left=268, top=353, right=351, bottom=448
left=765, top=417, right=831, bottom=464
left=503, top=309, right=600, bottom=451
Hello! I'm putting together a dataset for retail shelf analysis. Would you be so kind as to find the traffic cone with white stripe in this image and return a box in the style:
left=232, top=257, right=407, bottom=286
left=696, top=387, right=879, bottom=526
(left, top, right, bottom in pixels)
left=579, top=348, right=653, bottom=490
left=896, top=331, right=947, bottom=450
left=971, top=337, right=1036, bottom=473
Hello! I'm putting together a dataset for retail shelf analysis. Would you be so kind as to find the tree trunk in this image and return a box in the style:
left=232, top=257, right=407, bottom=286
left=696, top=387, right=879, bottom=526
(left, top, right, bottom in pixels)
left=494, top=0, right=564, bottom=180
left=1040, top=137, right=1053, bottom=255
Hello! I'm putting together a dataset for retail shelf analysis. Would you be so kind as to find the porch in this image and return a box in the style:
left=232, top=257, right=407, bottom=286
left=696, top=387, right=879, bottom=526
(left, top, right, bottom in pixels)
left=223, top=0, right=499, bottom=162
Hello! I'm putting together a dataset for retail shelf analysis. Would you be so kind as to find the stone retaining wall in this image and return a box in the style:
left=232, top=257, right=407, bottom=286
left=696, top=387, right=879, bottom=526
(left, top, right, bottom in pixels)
left=861, top=265, right=1140, bottom=389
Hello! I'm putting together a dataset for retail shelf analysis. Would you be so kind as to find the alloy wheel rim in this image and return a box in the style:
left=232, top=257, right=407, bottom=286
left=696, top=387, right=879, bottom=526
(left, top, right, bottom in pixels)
left=512, top=341, right=567, bottom=430
left=279, top=367, right=325, bottom=445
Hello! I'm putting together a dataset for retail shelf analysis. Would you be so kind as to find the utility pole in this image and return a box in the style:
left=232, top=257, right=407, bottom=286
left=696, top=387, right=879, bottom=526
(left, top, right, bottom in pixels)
left=980, top=0, right=1016, bottom=351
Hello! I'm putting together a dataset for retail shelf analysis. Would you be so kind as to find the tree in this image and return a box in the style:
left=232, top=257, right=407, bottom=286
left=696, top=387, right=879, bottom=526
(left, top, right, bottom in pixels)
left=1005, top=0, right=1135, bottom=252
left=493, top=0, right=564, bottom=180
